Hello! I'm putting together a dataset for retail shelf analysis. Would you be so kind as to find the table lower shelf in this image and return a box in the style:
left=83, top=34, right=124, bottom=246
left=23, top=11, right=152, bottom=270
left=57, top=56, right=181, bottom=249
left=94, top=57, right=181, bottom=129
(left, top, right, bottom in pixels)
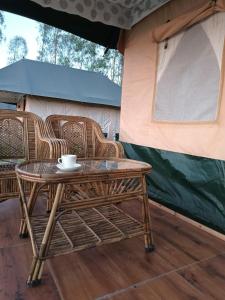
left=31, top=204, right=144, bottom=258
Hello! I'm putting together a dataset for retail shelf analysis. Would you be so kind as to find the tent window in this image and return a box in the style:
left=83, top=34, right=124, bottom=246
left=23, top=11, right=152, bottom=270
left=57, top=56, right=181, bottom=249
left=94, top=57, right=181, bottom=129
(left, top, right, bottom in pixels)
left=153, top=13, right=225, bottom=122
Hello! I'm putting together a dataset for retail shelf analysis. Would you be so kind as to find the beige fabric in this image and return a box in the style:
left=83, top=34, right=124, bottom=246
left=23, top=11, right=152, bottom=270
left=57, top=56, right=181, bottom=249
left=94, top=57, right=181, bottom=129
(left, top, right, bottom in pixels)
left=154, top=13, right=225, bottom=122
left=120, top=0, right=225, bottom=160
left=152, top=0, right=225, bottom=42
left=30, top=0, right=171, bottom=30
left=25, top=96, right=120, bottom=139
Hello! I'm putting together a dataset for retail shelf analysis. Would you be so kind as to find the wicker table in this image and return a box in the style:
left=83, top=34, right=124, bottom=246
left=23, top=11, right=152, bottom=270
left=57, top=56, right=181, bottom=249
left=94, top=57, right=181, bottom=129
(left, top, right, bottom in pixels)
left=16, top=158, right=154, bottom=286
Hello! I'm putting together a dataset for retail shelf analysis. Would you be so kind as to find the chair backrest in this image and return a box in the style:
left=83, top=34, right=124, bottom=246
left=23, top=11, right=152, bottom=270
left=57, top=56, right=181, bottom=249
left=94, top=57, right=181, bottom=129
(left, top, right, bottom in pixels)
left=46, top=115, right=106, bottom=158
left=0, top=110, right=47, bottom=160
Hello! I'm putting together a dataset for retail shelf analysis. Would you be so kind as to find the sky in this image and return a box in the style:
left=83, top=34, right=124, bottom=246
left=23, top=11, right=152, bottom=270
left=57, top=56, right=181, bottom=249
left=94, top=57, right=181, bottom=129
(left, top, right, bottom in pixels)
left=0, top=11, right=39, bottom=68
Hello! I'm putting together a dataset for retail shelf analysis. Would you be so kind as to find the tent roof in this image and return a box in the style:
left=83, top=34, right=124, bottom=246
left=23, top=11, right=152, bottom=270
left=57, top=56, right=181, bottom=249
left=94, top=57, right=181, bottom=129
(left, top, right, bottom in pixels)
left=0, top=59, right=121, bottom=108
left=0, top=0, right=171, bottom=49
left=29, top=0, right=171, bottom=30
left=0, top=102, right=16, bottom=109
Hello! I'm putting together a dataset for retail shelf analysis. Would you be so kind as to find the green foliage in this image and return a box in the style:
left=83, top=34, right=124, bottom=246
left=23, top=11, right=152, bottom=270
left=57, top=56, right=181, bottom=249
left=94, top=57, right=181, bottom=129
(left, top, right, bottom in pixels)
left=37, top=24, right=123, bottom=85
left=7, top=36, right=28, bottom=64
left=0, top=11, right=5, bottom=44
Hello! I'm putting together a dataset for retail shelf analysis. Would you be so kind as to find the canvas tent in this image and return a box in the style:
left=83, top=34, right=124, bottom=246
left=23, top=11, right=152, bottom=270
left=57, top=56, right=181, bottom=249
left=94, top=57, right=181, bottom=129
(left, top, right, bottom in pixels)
left=0, top=59, right=121, bottom=139
left=120, top=0, right=225, bottom=233
left=2, top=0, right=225, bottom=234
left=0, top=0, right=170, bottom=49
left=0, top=102, right=16, bottom=110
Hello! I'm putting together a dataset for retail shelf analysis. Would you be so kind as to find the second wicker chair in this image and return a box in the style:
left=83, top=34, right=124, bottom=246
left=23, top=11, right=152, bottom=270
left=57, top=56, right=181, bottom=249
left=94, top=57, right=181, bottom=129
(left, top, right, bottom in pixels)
left=45, top=115, right=124, bottom=158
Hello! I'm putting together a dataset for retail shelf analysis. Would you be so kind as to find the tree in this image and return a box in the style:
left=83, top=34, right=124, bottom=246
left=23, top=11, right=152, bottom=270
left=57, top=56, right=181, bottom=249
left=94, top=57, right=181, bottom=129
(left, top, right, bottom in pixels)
left=101, top=49, right=123, bottom=85
left=7, top=36, right=28, bottom=64
left=0, top=11, right=5, bottom=44
left=38, top=24, right=63, bottom=64
left=37, top=23, right=123, bottom=85
left=37, top=24, right=88, bottom=68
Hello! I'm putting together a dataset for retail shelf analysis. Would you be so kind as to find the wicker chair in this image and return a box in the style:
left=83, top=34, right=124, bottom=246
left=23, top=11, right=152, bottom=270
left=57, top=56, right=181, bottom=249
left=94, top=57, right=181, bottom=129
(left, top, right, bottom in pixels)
left=0, top=110, right=66, bottom=202
left=45, top=115, right=124, bottom=158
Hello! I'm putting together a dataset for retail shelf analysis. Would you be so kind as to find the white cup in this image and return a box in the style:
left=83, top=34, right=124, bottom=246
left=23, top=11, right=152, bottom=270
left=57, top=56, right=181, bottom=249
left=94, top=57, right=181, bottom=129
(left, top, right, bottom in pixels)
left=58, top=154, right=77, bottom=168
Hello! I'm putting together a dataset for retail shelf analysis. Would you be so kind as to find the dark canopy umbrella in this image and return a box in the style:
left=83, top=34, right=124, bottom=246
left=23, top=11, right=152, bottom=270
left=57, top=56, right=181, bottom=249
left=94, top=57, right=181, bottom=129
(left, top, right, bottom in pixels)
left=0, top=0, right=120, bottom=49
left=0, top=0, right=171, bottom=49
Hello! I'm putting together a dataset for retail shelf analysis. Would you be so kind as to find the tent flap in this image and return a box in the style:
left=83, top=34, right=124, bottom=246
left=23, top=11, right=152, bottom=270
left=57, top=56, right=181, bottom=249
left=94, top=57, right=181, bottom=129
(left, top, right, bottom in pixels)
left=123, top=142, right=225, bottom=233
left=30, top=0, right=172, bottom=30
left=153, top=13, right=225, bottom=122
left=152, top=0, right=225, bottom=43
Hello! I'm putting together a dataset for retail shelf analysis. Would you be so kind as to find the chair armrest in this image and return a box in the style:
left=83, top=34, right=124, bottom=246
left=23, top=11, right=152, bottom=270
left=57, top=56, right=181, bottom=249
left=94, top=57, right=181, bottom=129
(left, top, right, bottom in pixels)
left=39, top=137, right=69, bottom=159
left=93, top=126, right=124, bottom=158
left=115, top=141, right=125, bottom=158
left=95, top=138, right=124, bottom=158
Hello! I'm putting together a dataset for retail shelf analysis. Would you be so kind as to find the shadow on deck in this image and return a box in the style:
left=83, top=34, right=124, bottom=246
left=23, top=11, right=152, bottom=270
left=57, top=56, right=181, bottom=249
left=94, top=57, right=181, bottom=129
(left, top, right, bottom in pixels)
left=1, top=198, right=225, bottom=300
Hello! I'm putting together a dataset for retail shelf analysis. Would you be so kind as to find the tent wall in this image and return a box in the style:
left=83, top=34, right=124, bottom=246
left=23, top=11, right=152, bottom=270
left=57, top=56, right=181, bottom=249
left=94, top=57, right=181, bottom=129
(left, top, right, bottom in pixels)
left=121, top=0, right=225, bottom=232
left=123, top=142, right=225, bottom=233
left=120, top=0, right=225, bottom=161
left=25, top=95, right=120, bottom=139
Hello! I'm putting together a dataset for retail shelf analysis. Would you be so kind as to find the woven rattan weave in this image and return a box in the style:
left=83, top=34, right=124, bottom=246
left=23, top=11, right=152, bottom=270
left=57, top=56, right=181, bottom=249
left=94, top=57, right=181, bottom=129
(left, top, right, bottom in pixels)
left=16, top=158, right=154, bottom=286
left=31, top=204, right=144, bottom=258
left=46, top=115, right=124, bottom=158
left=0, top=110, right=66, bottom=202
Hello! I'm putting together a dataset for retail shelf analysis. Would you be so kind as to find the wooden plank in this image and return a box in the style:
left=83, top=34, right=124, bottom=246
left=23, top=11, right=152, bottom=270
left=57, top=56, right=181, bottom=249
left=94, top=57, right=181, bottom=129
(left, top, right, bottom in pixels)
left=150, top=206, right=225, bottom=258
left=108, top=285, right=161, bottom=300
left=2, top=198, right=225, bottom=300
left=100, top=255, right=225, bottom=300
left=178, top=255, right=225, bottom=299
left=150, top=200, right=225, bottom=242
left=48, top=202, right=225, bottom=300
left=48, top=237, right=173, bottom=300
left=0, top=198, right=26, bottom=249
left=121, top=201, right=225, bottom=258
left=50, top=232, right=192, bottom=300
left=110, top=273, right=209, bottom=300
left=0, top=244, right=61, bottom=300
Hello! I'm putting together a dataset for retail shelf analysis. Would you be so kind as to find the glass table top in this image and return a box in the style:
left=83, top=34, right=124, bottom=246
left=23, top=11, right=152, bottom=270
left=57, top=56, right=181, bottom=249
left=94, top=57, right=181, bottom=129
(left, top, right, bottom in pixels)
left=16, top=158, right=151, bottom=180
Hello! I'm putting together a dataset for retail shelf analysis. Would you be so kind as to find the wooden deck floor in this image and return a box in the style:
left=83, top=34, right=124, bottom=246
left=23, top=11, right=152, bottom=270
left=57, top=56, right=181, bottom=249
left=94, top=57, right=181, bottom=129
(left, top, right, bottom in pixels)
left=1, top=198, right=225, bottom=300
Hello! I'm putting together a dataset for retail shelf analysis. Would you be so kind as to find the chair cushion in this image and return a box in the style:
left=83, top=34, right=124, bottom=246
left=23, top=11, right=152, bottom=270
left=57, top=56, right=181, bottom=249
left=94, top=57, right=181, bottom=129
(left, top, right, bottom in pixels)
left=0, top=159, right=25, bottom=172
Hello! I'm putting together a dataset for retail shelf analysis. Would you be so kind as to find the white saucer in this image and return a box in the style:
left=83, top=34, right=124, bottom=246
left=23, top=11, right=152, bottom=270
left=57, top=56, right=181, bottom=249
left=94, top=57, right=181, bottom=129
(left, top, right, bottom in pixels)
left=56, top=163, right=81, bottom=172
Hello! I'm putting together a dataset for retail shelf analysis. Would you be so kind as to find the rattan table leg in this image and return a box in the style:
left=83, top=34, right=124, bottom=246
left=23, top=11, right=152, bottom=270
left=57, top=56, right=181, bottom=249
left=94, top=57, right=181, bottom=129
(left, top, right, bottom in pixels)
left=27, top=183, right=65, bottom=286
left=17, top=176, right=33, bottom=238
left=18, top=192, right=25, bottom=233
left=27, top=257, right=43, bottom=286
left=47, top=184, right=56, bottom=212
left=19, top=183, right=42, bottom=238
left=141, top=176, right=154, bottom=252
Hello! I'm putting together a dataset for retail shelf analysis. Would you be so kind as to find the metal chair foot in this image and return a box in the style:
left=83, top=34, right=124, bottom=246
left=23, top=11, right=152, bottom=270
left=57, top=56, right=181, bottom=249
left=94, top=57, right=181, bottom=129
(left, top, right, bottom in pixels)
left=145, top=244, right=155, bottom=252
left=19, top=232, right=29, bottom=238
left=27, top=279, right=42, bottom=287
